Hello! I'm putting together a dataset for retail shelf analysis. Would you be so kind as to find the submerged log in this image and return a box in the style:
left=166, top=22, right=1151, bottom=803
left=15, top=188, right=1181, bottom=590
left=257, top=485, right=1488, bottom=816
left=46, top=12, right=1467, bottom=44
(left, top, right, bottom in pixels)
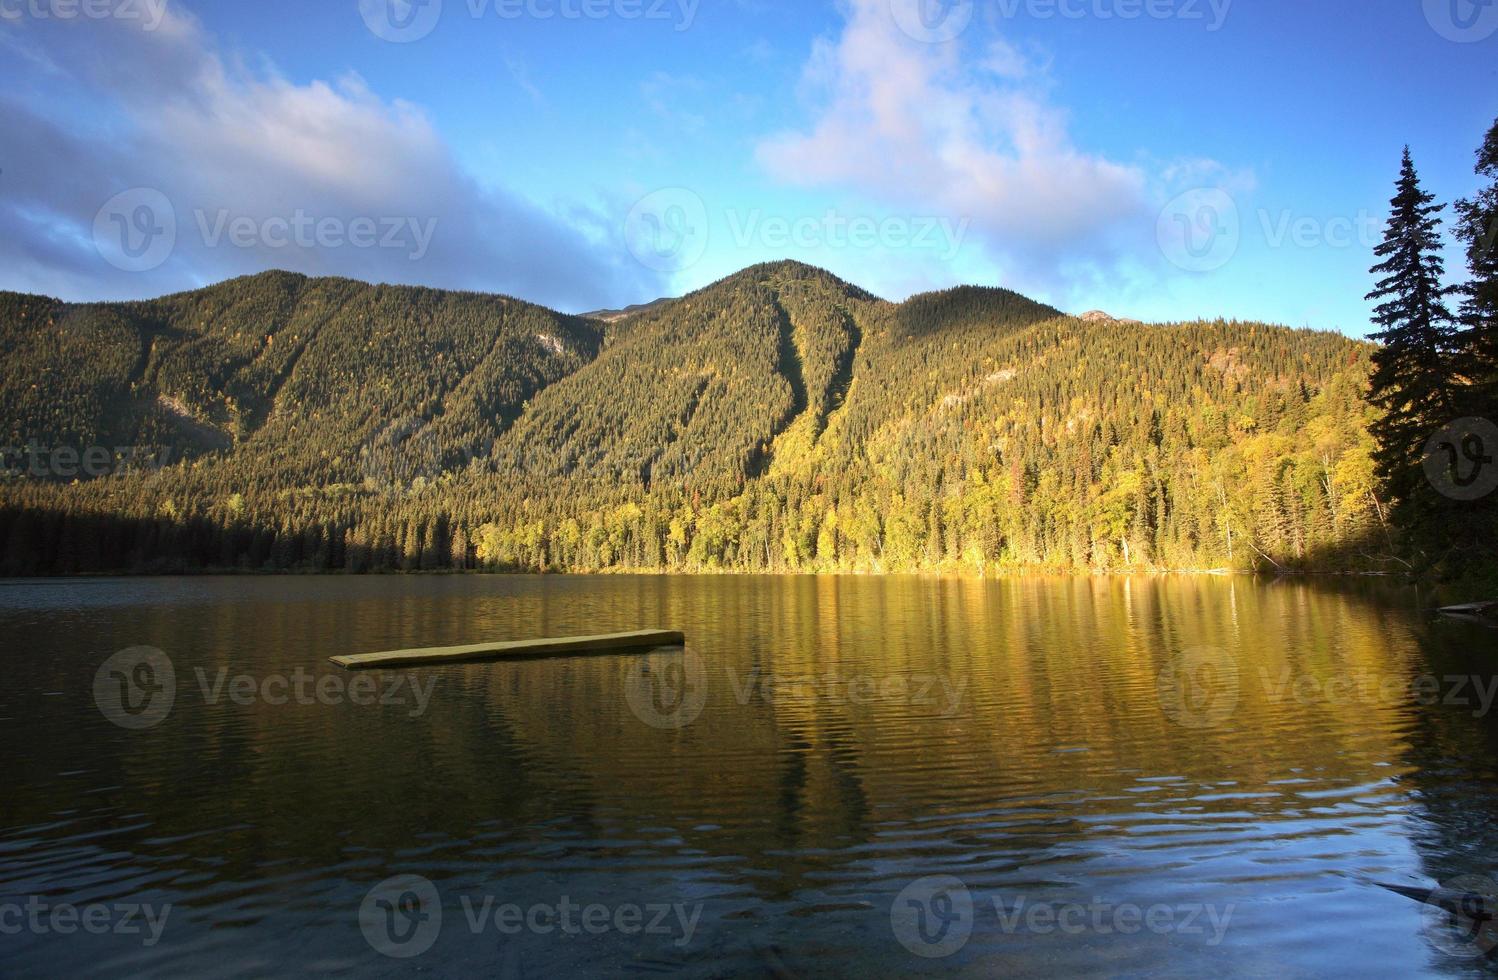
left=330, top=629, right=686, bottom=670
left=1437, top=601, right=1498, bottom=626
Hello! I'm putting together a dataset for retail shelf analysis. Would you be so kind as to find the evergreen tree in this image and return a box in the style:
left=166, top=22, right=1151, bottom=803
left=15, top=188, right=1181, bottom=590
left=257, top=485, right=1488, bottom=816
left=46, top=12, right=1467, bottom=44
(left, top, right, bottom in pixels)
left=1451, top=117, right=1498, bottom=580
left=0, top=262, right=1388, bottom=577
left=1365, top=148, right=1459, bottom=554
left=1455, top=117, right=1498, bottom=410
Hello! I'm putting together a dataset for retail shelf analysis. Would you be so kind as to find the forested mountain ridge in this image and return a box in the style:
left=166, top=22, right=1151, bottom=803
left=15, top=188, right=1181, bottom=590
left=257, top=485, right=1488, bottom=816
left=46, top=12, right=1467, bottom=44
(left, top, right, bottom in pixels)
left=0, top=272, right=603, bottom=487
left=0, top=261, right=1382, bottom=575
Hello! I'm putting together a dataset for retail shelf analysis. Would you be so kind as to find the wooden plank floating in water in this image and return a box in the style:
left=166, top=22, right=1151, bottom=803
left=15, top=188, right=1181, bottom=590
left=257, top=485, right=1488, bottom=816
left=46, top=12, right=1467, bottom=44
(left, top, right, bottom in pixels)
left=330, top=629, right=686, bottom=670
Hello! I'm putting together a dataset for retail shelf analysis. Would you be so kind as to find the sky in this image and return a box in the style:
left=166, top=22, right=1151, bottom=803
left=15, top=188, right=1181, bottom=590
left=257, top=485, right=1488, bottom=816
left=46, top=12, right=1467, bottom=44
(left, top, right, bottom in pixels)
left=2, top=0, right=1495, bottom=334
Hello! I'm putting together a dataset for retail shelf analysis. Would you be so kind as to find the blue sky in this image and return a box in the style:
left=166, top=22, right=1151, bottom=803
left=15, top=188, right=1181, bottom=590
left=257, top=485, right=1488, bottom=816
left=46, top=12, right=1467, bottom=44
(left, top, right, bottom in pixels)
left=2, top=0, right=1495, bottom=334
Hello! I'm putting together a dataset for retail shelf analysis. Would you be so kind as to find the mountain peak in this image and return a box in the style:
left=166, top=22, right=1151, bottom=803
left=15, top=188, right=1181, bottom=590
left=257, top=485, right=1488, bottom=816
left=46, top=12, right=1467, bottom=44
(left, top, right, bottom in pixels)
left=581, top=297, right=673, bottom=323
left=1078, top=309, right=1143, bottom=325
left=716, top=260, right=881, bottom=300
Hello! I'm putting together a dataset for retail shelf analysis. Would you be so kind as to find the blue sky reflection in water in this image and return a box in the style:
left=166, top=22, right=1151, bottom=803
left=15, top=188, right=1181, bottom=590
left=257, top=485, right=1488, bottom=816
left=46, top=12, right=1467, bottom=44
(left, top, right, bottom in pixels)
left=1, top=575, right=1496, bottom=976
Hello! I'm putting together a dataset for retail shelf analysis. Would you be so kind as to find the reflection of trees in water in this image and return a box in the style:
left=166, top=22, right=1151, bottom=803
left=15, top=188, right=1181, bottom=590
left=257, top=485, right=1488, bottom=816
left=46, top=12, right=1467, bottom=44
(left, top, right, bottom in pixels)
left=2, top=576, right=1476, bottom=921
left=1384, top=614, right=1498, bottom=969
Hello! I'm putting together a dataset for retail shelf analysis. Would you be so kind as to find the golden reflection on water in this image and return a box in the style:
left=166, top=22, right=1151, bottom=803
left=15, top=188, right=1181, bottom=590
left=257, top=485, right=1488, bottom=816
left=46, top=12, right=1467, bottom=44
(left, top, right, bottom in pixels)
left=1, top=574, right=1494, bottom=976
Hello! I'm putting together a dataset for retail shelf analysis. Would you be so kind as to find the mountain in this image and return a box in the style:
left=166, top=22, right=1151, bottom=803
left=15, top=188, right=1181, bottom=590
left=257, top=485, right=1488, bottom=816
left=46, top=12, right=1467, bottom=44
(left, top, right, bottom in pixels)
left=0, top=272, right=601, bottom=485
left=0, top=261, right=1380, bottom=575
left=580, top=297, right=674, bottom=323
left=1078, top=310, right=1143, bottom=325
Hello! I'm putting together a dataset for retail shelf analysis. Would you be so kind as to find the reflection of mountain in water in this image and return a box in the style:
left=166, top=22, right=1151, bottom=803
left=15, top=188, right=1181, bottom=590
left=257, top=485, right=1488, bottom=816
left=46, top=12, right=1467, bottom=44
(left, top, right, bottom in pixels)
left=2, top=576, right=1494, bottom=975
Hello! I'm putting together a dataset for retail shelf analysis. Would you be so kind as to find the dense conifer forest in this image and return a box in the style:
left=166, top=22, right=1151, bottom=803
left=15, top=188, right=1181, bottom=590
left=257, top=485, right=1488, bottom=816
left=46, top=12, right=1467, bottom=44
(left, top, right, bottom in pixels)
left=7, top=109, right=1498, bottom=584
left=1, top=261, right=1395, bottom=577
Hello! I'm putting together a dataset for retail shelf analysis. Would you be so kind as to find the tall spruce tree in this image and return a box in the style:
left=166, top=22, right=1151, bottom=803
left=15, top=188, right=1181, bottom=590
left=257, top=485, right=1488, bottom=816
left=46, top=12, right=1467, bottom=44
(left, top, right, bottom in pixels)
left=1452, top=118, right=1498, bottom=582
left=1455, top=117, right=1498, bottom=410
left=1365, top=148, right=1459, bottom=554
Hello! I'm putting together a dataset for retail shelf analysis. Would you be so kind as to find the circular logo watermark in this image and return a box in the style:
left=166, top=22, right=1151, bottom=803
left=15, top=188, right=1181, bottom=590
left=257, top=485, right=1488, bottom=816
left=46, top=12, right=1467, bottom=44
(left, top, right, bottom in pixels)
left=891, top=875, right=974, bottom=959
left=93, top=646, right=176, bottom=730
left=93, top=188, right=176, bottom=273
left=1423, top=417, right=1498, bottom=502
left=1423, top=0, right=1498, bottom=42
left=360, top=874, right=443, bottom=958
left=889, top=0, right=975, bottom=43
left=624, top=646, right=708, bottom=730
left=361, top=416, right=442, bottom=498
left=624, top=188, right=709, bottom=273
left=1157, top=188, right=1240, bottom=273
left=1417, top=874, right=1498, bottom=958
left=359, top=0, right=443, bottom=41
left=1157, top=646, right=1240, bottom=730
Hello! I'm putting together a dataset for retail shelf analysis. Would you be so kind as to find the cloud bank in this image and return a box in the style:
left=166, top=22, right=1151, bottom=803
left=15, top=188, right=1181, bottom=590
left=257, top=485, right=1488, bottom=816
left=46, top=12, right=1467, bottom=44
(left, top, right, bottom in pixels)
left=756, top=0, right=1156, bottom=297
left=0, top=8, right=660, bottom=310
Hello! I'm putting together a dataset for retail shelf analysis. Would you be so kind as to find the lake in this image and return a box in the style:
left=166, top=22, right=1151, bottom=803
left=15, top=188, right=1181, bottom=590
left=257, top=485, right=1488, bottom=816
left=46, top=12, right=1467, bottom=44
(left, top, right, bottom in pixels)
left=1, top=575, right=1495, bottom=977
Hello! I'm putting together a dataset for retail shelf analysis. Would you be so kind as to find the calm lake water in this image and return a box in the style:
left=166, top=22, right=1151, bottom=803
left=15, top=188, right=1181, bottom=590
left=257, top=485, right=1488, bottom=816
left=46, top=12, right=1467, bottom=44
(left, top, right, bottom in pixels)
left=2, top=575, right=1496, bottom=977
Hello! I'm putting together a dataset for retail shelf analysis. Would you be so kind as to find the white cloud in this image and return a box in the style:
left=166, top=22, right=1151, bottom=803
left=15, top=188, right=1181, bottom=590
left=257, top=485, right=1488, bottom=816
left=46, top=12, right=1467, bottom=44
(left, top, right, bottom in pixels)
left=756, top=0, right=1156, bottom=294
left=0, top=7, right=660, bottom=310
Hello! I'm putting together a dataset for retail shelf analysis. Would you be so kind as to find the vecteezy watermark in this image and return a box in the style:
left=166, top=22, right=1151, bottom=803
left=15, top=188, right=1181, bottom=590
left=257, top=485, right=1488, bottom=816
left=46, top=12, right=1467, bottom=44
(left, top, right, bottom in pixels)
left=1156, top=646, right=1240, bottom=729
left=1256, top=208, right=1382, bottom=251
left=360, top=416, right=446, bottom=498
left=1423, top=0, right=1498, bottom=42
left=193, top=667, right=437, bottom=718
left=1158, top=654, right=1498, bottom=729
left=890, top=0, right=1233, bottom=42
left=359, top=0, right=444, bottom=41
left=990, top=893, right=1234, bottom=945
left=1157, top=189, right=1240, bottom=273
left=726, top=210, right=969, bottom=263
left=359, top=0, right=700, bottom=42
left=0, top=897, right=171, bottom=947
left=891, top=876, right=975, bottom=959
left=994, top=0, right=1233, bottom=30
left=359, top=875, right=703, bottom=959
left=1, top=443, right=175, bottom=480
left=1424, top=418, right=1498, bottom=502
left=624, top=646, right=709, bottom=730
left=1158, top=189, right=1384, bottom=272
left=1415, top=874, right=1498, bottom=958
left=623, top=647, right=968, bottom=730
left=891, top=875, right=1235, bottom=958
left=725, top=670, right=968, bottom=716
left=360, top=875, right=443, bottom=959
left=93, top=188, right=176, bottom=273
left=624, top=188, right=710, bottom=274
left=0, top=0, right=169, bottom=29
left=1259, top=670, right=1498, bottom=719
left=456, top=893, right=702, bottom=949
left=92, top=189, right=438, bottom=273
left=93, top=648, right=437, bottom=730
left=889, top=0, right=976, bottom=43
left=193, top=210, right=437, bottom=261
left=359, top=419, right=504, bottom=497
left=94, top=647, right=176, bottom=730
left=623, top=189, right=970, bottom=273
